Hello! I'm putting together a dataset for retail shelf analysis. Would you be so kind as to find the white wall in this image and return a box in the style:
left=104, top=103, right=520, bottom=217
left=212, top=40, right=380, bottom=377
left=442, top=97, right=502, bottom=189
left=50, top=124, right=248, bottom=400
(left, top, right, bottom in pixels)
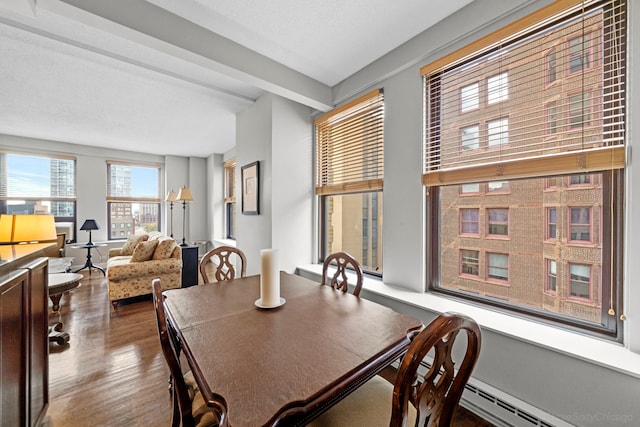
left=235, top=93, right=313, bottom=274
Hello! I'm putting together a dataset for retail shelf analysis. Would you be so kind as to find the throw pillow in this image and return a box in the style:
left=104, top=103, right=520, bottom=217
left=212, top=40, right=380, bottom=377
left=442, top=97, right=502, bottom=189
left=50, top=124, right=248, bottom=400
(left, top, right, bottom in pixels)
left=130, top=240, right=159, bottom=262
left=153, top=238, right=177, bottom=260
left=121, top=234, right=149, bottom=256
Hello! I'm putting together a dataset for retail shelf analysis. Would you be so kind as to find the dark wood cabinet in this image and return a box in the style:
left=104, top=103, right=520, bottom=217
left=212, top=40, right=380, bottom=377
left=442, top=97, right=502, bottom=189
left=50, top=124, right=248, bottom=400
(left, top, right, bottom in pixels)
left=181, top=245, right=198, bottom=287
left=0, top=244, right=50, bottom=427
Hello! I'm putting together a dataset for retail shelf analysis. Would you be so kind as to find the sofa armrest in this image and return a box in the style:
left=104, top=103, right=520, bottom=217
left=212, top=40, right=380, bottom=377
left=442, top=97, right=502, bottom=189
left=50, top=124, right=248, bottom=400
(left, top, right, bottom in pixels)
left=107, top=257, right=182, bottom=281
left=109, top=248, right=125, bottom=258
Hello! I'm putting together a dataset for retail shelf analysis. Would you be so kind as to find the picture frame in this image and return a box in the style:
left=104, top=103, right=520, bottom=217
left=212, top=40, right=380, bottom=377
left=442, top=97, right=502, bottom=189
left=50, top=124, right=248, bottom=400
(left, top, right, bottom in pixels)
left=241, top=161, right=260, bottom=215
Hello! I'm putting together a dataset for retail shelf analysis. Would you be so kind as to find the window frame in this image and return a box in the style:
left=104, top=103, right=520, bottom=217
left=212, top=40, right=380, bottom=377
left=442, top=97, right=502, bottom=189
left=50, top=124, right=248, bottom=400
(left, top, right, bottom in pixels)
left=568, top=263, right=593, bottom=301
left=315, top=89, right=384, bottom=276
left=546, top=258, right=558, bottom=294
left=224, top=160, right=237, bottom=240
left=568, top=206, right=592, bottom=243
left=0, top=151, right=78, bottom=241
left=422, top=0, right=625, bottom=340
left=486, top=252, right=509, bottom=283
left=460, top=249, right=480, bottom=277
left=460, top=82, right=479, bottom=112
left=459, top=208, right=480, bottom=236
left=106, top=161, right=162, bottom=240
left=486, top=208, right=509, bottom=237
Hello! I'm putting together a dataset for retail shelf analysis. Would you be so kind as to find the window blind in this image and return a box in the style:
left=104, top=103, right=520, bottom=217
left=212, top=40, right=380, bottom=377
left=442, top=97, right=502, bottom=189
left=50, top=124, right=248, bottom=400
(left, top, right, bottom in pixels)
left=422, top=0, right=625, bottom=186
left=106, top=161, right=161, bottom=202
left=315, top=89, right=384, bottom=195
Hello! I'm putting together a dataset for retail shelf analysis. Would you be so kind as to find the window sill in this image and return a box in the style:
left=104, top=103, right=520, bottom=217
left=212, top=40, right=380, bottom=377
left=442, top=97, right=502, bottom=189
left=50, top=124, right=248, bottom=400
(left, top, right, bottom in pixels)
left=296, top=264, right=640, bottom=379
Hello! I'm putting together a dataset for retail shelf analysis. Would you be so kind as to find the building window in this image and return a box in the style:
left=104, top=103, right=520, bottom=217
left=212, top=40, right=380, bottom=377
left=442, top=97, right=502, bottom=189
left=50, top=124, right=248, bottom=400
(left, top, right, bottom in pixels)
left=460, top=208, right=479, bottom=235
left=0, top=152, right=77, bottom=240
left=569, top=263, right=592, bottom=300
left=569, top=173, right=592, bottom=186
left=487, top=208, right=508, bottom=236
left=487, top=253, right=508, bottom=282
left=461, top=249, right=479, bottom=276
left=547, top=207, right=557, bottom=240
left=106, top=162, right=161, bottom=239
left=487, top=118, right=508, bottom=147
left=487, top=72, right=508, bottom=104
left=546, top=259, right=557, bottom=294
left=224, top=160, right=236, bottom=239
left=460, top=83, right=479, bottom=112
left=487, top=181, right=509, bottom=193
left=315, top=89, right=384, bottom=275
left=422, top=0, right=625, bottom=338
left=460, top=183, right=480, bottom=194
left=569, top=92, right=591, bottom=129
left=569, top=34, right=591, bottom=74
left=569, top=207, right=591, bottom=242
left=547, top=49, right=557, bottom=84
left=461, top=125, right=480, bottom=151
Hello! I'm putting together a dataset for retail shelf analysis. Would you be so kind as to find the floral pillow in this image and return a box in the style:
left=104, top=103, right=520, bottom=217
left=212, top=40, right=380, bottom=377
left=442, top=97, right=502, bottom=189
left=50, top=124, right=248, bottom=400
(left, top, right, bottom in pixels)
left=121, top=234, right=149, bottom=255
left=153, top=238, right=177, bottom=260
left=130, top=240, right=159, bottom=262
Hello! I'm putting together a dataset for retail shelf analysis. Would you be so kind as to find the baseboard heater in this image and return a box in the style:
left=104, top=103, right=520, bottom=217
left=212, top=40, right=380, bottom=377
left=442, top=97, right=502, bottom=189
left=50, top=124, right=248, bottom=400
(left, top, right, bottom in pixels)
left=390, top=360, right=575, bottom=427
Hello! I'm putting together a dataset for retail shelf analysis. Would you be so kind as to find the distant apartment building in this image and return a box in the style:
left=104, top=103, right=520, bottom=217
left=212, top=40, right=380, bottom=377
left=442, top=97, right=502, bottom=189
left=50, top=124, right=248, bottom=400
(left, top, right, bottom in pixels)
left=438, top=13, right=604, bottom=322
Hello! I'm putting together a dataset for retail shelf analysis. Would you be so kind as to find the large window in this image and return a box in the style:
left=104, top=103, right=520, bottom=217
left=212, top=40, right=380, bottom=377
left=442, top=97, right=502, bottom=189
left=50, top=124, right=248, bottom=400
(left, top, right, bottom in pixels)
left=106, top=162, right=161, bottom=239
left=422, top=0, right=625, bottom=338
left=0, top=152, right=76, bottom=240
left=224, top=160, right=236, bottom=239
left=315, top=89, right=384, bottom=274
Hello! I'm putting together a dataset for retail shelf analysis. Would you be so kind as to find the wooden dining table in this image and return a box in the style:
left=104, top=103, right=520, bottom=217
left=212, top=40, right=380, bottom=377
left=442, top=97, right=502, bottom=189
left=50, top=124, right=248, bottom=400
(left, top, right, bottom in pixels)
left=162, top=271, right=423, bottom=426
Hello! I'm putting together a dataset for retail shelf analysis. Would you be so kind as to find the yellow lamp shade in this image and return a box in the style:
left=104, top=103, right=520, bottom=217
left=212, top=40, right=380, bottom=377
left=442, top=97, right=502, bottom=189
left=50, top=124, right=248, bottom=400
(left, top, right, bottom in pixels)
left=1, top=214, right=57, bottom=243
left=0, top=214, right=14, bottom=242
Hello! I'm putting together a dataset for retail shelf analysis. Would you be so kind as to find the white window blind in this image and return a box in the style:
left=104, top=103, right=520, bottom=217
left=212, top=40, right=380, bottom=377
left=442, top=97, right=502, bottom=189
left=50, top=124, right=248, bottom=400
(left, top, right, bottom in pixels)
left=315, top=89, right=384, bottom=196
left=422, top=0, right=625, bottom=186
left=106, top=161, right=160, bottom=202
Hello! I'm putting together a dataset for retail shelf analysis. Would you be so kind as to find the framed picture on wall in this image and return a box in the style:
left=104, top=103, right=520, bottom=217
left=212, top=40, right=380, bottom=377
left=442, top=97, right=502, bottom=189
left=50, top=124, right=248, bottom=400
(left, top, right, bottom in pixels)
left=241, top=161, right=259, bottom=215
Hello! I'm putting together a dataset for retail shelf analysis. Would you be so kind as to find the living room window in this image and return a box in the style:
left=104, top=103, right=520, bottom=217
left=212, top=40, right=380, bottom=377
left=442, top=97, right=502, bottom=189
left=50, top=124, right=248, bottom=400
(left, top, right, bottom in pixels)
left=315, top=89, right=384, bottom=275
left=224, top=160, right=236, bottom=239
left=106, top=161, right=161, bottom=240
left=0, top=151, right=77, bottom=240
left=422, top=0, right=625, bottom=338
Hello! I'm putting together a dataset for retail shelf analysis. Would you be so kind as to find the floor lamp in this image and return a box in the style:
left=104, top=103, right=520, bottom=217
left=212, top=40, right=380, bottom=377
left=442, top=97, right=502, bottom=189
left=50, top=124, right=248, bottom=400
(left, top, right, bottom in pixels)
left=176, top=186, right=193, bottom=246
left=165, top=190, right=177, bottom=239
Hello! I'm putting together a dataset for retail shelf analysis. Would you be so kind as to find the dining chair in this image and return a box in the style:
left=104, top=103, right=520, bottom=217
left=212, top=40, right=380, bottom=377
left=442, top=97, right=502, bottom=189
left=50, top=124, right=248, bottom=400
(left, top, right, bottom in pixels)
left=321, top=251, right=364, bottom=297
left=152, top=279, right=224, bottom=427
left=198, top=246, right=247, bottom=284
left=309, top=311, right=482, bottom=427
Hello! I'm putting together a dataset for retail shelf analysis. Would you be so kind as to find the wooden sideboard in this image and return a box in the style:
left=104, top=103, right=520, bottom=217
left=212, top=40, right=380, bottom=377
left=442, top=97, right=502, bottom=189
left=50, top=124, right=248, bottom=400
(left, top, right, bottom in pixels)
left=0, top=243, right=52, bottom=427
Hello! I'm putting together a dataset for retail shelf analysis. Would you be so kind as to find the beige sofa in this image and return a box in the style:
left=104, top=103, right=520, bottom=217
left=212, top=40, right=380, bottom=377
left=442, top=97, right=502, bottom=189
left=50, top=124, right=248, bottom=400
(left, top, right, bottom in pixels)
left=107, top=233, right=182, bottom=309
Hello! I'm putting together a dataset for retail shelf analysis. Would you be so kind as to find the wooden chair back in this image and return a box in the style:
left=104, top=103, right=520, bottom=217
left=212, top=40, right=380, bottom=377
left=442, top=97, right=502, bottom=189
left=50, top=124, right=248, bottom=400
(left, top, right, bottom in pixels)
left=321, top=252, right=363, bottom=296
left=391, top=312, right=482, bottom=427
left=152, top=279, right=197, bottom=427
left=199, top=246, right=247, bottom=284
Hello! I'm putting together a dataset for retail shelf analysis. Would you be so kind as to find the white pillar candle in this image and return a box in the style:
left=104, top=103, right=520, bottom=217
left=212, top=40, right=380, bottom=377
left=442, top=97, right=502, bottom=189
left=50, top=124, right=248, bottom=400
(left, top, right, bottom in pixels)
left=260, top=248, right=280, bottom=306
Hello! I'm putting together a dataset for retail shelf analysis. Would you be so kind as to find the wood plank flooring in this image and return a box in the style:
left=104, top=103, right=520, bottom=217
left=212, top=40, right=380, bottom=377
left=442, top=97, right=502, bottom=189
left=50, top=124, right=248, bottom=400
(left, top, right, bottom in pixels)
left=43, top=268, right=494, bottom=426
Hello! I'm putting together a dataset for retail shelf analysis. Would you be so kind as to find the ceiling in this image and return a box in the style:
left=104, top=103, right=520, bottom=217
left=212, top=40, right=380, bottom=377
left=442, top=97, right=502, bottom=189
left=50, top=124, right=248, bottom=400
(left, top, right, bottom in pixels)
left=0, top=0, right=474, bottom=158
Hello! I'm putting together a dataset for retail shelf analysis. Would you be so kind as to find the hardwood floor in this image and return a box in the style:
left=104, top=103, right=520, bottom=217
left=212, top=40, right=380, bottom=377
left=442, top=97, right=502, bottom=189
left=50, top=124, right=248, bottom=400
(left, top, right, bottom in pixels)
left=44, top=269, right=494, bottom=426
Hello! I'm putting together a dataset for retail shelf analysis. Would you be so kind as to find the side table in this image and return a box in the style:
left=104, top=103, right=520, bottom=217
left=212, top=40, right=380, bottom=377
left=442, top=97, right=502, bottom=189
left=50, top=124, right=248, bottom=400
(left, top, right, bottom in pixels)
left=180, top=245, right=198, bottom=287
left=71, top=243, right=106, bottom=276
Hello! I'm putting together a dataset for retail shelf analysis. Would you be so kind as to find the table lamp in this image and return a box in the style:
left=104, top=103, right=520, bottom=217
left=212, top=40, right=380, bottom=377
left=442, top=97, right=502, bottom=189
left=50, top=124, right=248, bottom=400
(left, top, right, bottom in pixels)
left=176, top=186, right=193, bottom=246
left=80, top=219, right=100, bottom=245
left=165, top=189, right=177, bottom=238
left=0, top=214, right=57, bottom=243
